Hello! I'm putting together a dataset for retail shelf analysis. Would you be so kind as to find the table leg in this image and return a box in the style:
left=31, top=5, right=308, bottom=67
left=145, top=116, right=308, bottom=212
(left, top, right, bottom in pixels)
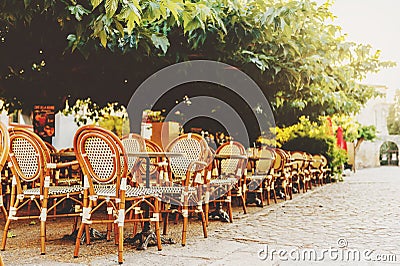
left=128, top=157, right=174, bottom=250
left=208, top=202, right=230, bottom=223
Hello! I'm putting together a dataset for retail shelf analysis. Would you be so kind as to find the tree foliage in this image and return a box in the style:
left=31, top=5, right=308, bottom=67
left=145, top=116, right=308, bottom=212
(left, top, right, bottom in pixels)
left=0, top=0, right=395, bottom=126
left=387, top=89, right=400, bottom=135
left=257, top=115, right=348, bottom=173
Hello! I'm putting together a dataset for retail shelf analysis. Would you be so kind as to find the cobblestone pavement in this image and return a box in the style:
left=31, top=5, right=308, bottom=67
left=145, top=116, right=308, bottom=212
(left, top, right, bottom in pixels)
left=2, top=167, right=400, bottom=265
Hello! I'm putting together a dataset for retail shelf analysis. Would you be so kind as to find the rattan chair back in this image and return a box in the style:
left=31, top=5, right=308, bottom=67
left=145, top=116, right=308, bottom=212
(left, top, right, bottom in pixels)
left=290, top=151, right=306, bottom=170
left=74, top=125, right=127, bottom=188
left=255, top=146, right=275, bottom=174
left=121, top=133, right=145, bottom=177
left=216, top=141, right=247, bottom=176
left=7, top=127, right=47, bottom=183
left=165, top=133, right=209, bottom=183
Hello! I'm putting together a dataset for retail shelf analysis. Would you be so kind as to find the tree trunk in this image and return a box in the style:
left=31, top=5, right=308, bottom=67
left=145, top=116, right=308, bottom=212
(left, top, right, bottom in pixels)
left=352, top=137, right=365, bottom=173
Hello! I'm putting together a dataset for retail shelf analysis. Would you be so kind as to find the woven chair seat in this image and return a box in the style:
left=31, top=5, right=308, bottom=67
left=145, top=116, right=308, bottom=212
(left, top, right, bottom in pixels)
left=246, top=175, right=266, bottom=181
left=210, top=175, right=238, bottom=186
left=91, top=184, right=160, bottom=197
left=126, top=187, right=161, bottom=197
left=93, top=184, right=117, bottom=197
left=23, top=185, right=83, bottom=196
left=155, top=186, right=197, bottom=194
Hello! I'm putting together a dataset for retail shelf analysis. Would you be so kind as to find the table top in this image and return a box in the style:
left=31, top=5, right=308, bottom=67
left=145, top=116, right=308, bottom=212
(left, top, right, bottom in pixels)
left=247, top=156, right=274, bottom=161
left=214, top=154, right=248, bottom=160
left=127, top=151, right=185, bottom=157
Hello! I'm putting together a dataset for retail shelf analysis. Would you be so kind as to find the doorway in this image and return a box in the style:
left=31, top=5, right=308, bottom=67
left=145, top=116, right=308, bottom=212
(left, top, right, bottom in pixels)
left=380, top=141, right=399, bottom=166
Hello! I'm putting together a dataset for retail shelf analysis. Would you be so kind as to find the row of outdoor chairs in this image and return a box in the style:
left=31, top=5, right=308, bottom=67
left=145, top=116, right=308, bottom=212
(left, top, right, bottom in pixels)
left=0, top=122, right=331, bottom=264
left=244, top=147, right=331, bottom=207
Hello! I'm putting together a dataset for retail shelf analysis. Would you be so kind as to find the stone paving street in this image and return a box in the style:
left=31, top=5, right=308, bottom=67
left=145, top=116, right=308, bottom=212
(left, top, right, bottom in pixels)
left=2, top=167, right=400, bottom=265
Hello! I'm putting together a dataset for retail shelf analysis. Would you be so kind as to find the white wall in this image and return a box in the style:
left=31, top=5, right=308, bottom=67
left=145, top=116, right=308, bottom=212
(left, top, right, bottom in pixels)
left=52, top=112, right=79, bottom=150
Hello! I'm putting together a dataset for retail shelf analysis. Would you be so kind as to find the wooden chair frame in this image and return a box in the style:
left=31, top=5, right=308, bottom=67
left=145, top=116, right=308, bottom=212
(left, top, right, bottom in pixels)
left=73, top=125, right=161, bottom=264
left=1, top=127, right=82, bottom=255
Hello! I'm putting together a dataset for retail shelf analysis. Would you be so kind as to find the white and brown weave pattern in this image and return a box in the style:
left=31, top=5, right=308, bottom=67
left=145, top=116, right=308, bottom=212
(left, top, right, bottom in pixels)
left=209, top=174, right=237, bottom=186
left=168, top=138, right=202, bottom=179
left=11, top=137, right=39, bottom=181
left=91, top=184, right=159, bottom=197
left=255, top=148, right=275, bottom=174
left=84, top=137, right=116, bottom=183
left=24, top=185, right=83, bottom=196
left=121, top=135, right=143, bottom=172
left=218, top=143, right=241, bottom=175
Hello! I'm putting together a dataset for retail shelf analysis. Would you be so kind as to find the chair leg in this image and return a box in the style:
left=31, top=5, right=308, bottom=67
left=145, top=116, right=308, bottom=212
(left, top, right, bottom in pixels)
left=114, top=222, right=119, bottom=245
left=53, top=199, right=57, bottom=219
left=1, top=218, right=11, bottom=251
left=240, top=194, right=247, bottom=214
left=227, top=199, right=233, bottom=223
left=258, top=190, right=264, bottom=207
left=203, top=202, right=209, bottom=226
left=118, top=225, right=124, bottom=264
left=174, top=208, right=180, bottom=224
left=0, top=205, right=7, bottom=220
left=40, top=219, right=46, bottom=255
left=272, top=186, right=277, bottom=204
left=85, top=224, right=91, bottom=245
left=265, top=187, right=270, bottom=205
left=200, top=209, right=207, bottom=238
left=154, top=200, right=162, bottom=251
left=181, top=208, right=188, bottom=246
left=107, top=203, right=113, bottom=241
left=162, top=212, right=169, bottom=235
left=73, top=223, right=86, bottom=258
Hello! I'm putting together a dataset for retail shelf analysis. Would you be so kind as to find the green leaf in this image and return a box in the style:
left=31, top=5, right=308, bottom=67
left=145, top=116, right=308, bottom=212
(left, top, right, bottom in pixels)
left=127, top=9, right=141, bottom=33
left=151, top=34, right=170, bottom=54
left=91, top=0, right=103, bottom=10
left=99, top=30, right=107, bottom=47
left=114, top=19, right=124, bottom=37
left=68, top=5, right=90, bottom=21
left=163, top=0, right=183, bottom=22
left=145, top=1, right=163, bottom=21
left=105, top=0, right=118, bottom=18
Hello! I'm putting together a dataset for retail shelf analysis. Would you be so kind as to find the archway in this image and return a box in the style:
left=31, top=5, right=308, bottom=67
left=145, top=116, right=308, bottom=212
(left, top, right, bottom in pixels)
left=380, top=141, right=399, bottom=166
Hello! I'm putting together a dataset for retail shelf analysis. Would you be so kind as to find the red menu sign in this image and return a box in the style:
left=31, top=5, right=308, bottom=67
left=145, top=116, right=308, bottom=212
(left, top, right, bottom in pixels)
left=33, top=105, right=55, bottom=140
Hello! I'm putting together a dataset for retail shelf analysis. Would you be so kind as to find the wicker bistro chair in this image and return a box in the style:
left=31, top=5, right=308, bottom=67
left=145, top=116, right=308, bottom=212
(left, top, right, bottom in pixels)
left=121, top=134, right=169, bottom=187
left=1, top=127, right=83, bottom=255
left=73, top=125, right=162, bottom=264
left=120, top=133, right=146, bottom=186
left=301, top=152, right=313, bottom=191
left=162, top=133, right=209, bottom=246
left=245, top=146, right=276, bottom=206
left=310, top=154, right=328, bottom=186
left=206, top=141, right=248, bottom=223
left=271, top=148, right=293, bottom=200
left=121, top=134, right=171, bottom=240
left=319, top=154, right=331, bottom=183
left=289, top=151, right=308, bottom=194
left=0, top=122, right=10, bottom=219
